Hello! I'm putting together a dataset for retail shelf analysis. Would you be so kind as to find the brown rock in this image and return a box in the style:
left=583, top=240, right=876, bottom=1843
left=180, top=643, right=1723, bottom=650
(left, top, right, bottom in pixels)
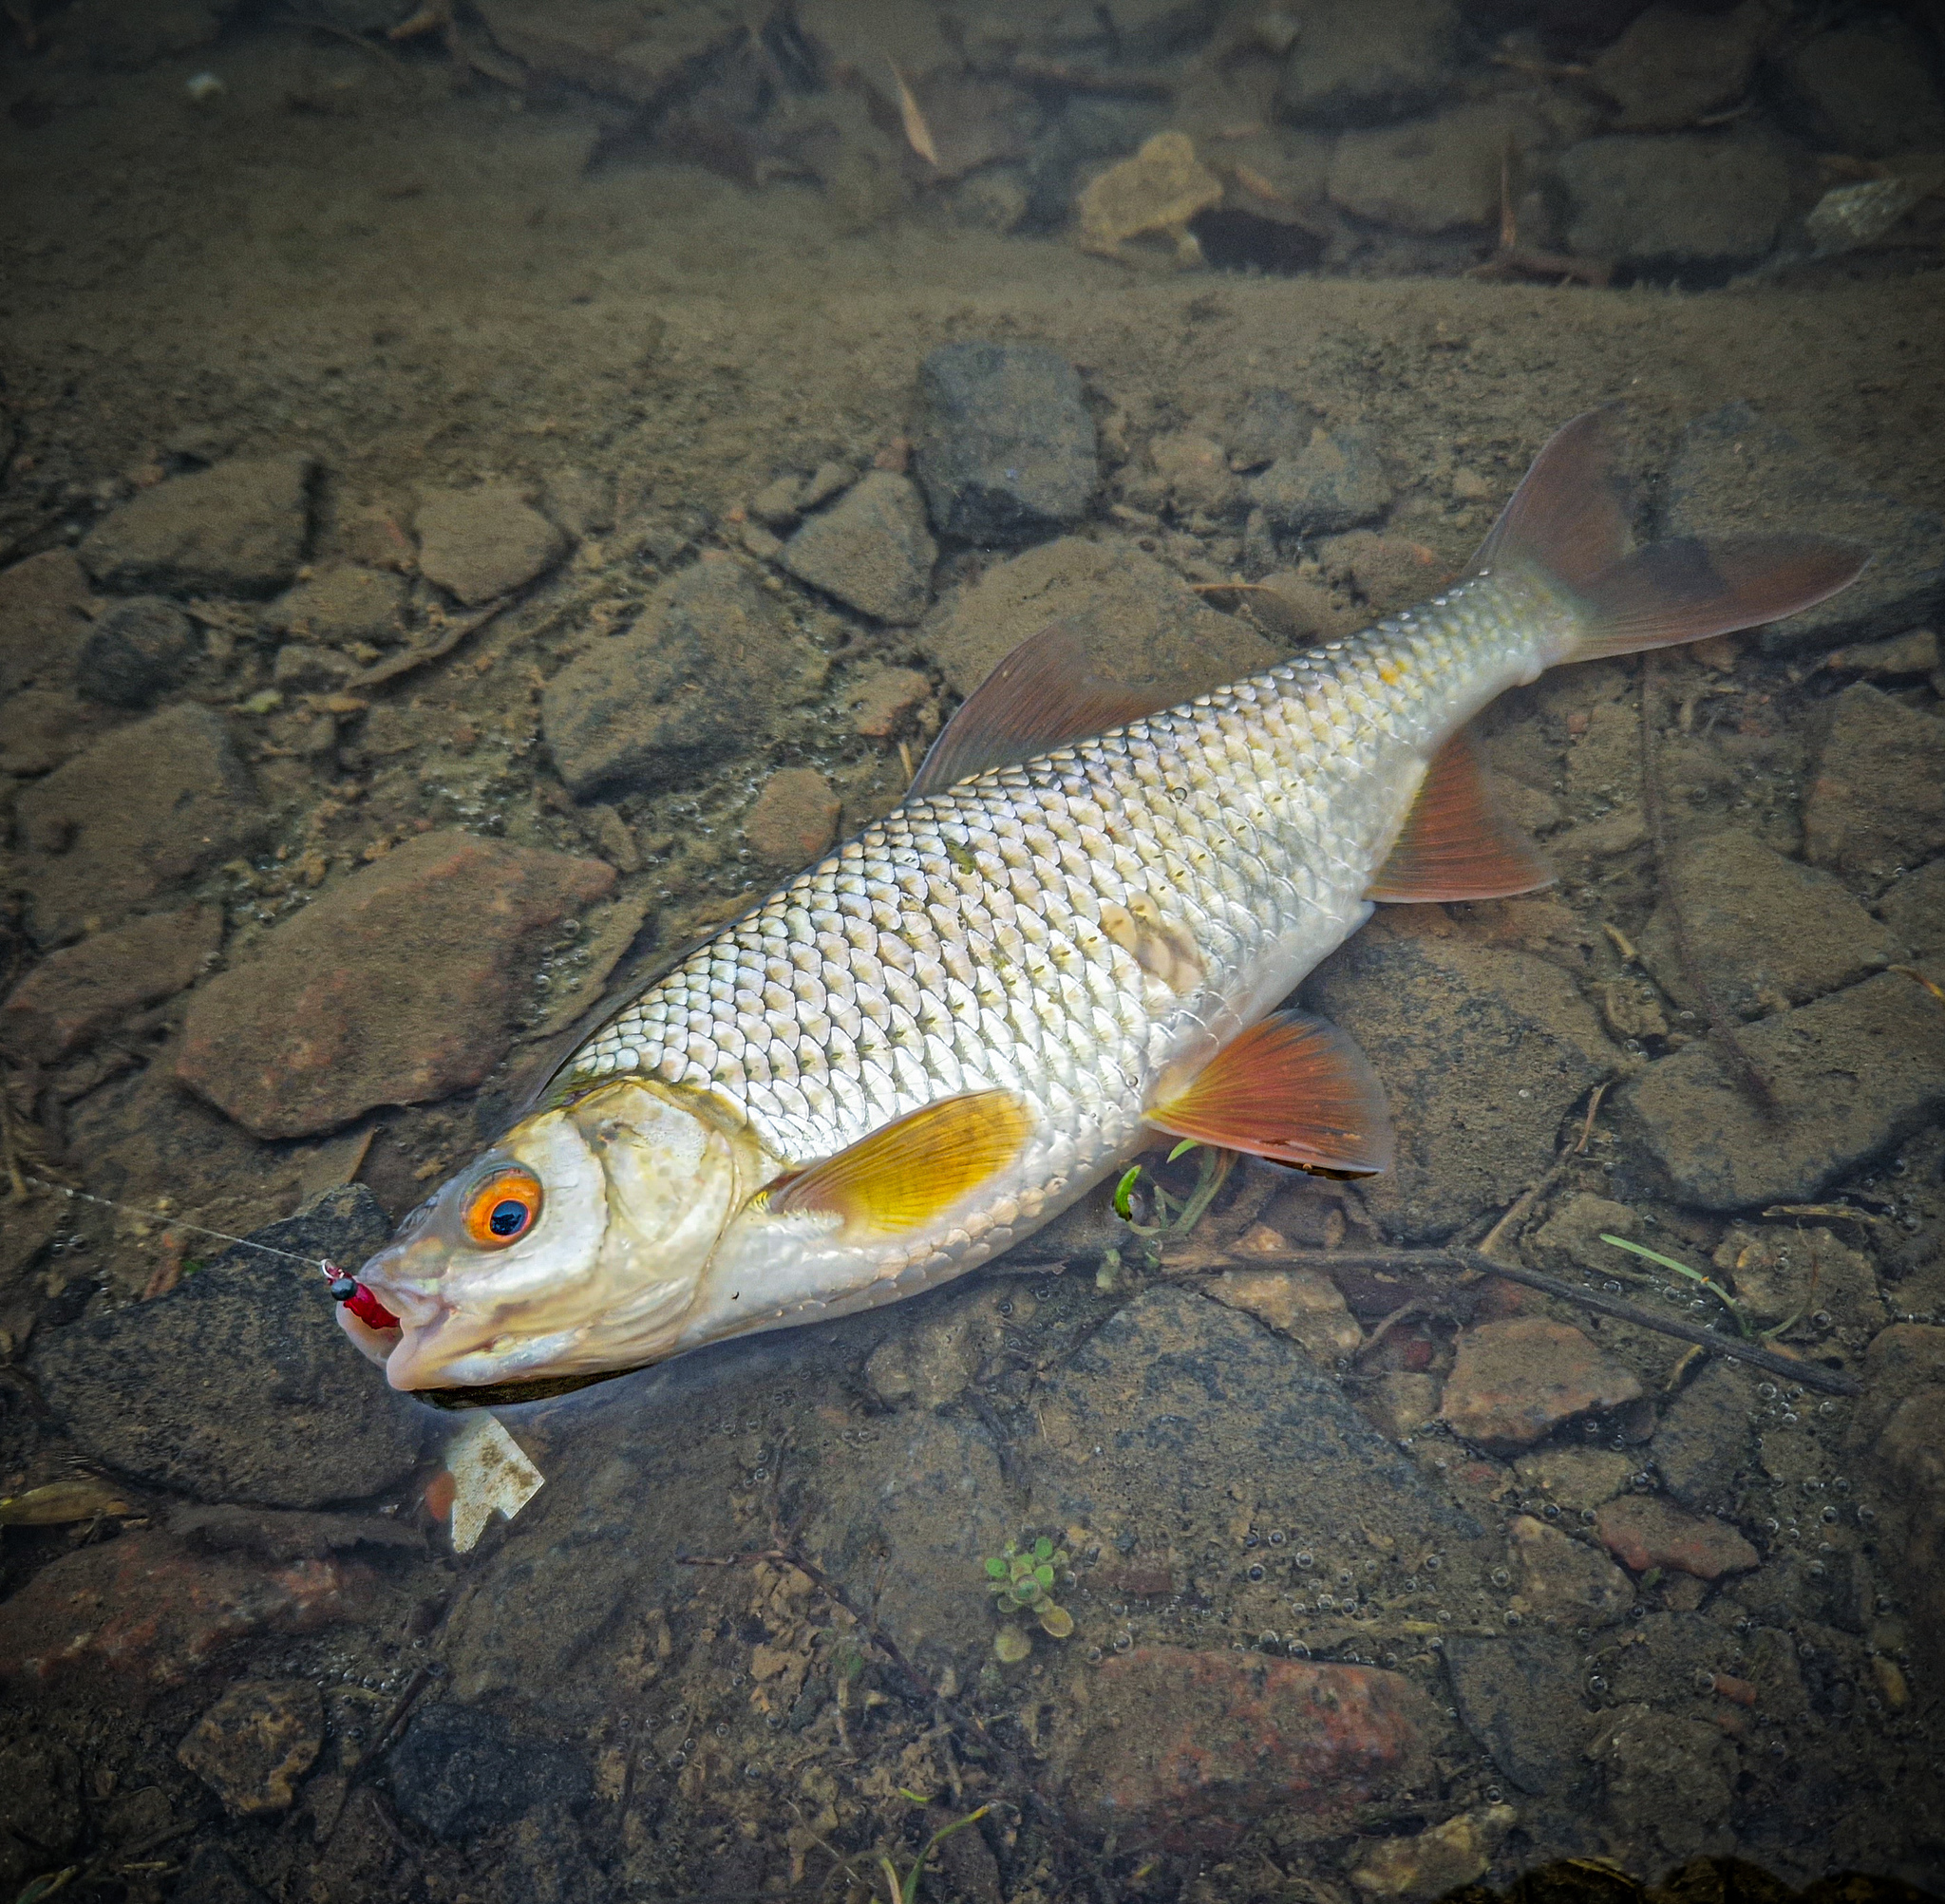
left=0, top=688, right=100, bottom=776
left=1311, top=531, right=1444, bottom=615
left=1439, top=1317, right=1643, bottom=1453
left=1846, top=1324, right=1945, bottom=1670
left=79, top=455, right=315, bottom=598
left=1527, top=1193, right=1642, bottom=1278
left=178, top=1679, right=323, bottom=1815
left=843, top=664, right=932, bottom=739
left=745, top=769, right=841, bottom=867
left=0, top=547, right=94, bottom=695
left=469, top=0, right=745, bottom=104
left=177, top=831, right=614, bottom=1139
left=1594, top=1495, right=1759, bottom=1580
left=1803, top=684, right=1945, bottom=895
left=0, top=1531, right=378, bottom=1693
left=0, top=904, right=221, bottom=1063
left=1879, top=858, right=1945, bottom=959
left=1052, top=1646, right=1434, bottom=1849
left=1506, top=1514, right=1634, bottom=1628
left=14, top=705, right=267, bottom=946
left=415, top=482, right=569, bottom=606
left=1204, top=1267, right=1363, bottom=1365
left=261, top=562, right=408, bottom=648
left=1350, top=1802, right=1518, bottom=1900
left=782, top=471, right=935, bottom=625
left=1590, top=2, right=1764, bottom=132
left=1587, top=1705, right=1734, bottom=1867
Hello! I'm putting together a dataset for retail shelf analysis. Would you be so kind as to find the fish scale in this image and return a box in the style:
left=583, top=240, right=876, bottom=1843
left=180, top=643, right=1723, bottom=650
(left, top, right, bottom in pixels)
left=566, top=572, right=1557, bottom=1253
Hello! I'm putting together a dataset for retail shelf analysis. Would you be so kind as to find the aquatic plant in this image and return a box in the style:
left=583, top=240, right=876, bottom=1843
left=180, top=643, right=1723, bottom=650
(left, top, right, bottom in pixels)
left=984, top=1535, right=1073, bottom=1660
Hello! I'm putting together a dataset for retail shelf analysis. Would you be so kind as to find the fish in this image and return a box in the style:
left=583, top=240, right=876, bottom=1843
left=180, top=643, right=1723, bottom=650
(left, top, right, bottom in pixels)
left=341, top=412, right=1866, bottom=1391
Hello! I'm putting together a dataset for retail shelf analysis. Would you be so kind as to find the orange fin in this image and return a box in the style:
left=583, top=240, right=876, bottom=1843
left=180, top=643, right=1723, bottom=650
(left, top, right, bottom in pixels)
left=1147, top=1010, right=1394, bottom=1176
left=906, top=618, right=1176, bottom=799
left=1566, top=535, right=1870, bottom=660
left=1469, top=409, right=1630, bottom=589
left=767, top=1089, right=1033, bottom=1240
left=1369, top=730, right=1552, bottom=903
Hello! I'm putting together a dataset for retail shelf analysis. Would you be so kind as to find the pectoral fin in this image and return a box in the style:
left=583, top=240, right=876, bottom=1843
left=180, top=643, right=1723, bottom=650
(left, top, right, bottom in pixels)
left=1146, top=1010, right=1393, bottom=1175
left=767, top=1089, right=1034, bottom=1240
left=1369, top=730, right=1552, bottom=903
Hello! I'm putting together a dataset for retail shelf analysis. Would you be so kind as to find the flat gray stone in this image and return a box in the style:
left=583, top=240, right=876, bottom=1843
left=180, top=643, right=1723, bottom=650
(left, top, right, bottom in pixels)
left=1661, top=403, right=1945, bottom=651
left=1558, top=134, right=1795, bottom=267
left=1444, top=1631, right=1594, bottom=1797
left=1652, top=1361, right=1754, bottom=1513
left=1589, top=4, right=1762, bottom=133
left=74, top=596, right=198, bottom=707
left=79, top=455, right=315, bottom=597
left=0, top=549, right=94, bottom=696
left=1328, top=105, right=1520, bottom=235
left=415, top=482, right=568, bottom=606
left=1878, top=858, right=1945, bottom=959
left=1803, top=684, right=1945, bottom=895
left=1781, top=25, right=1945, bottom=159
left=1618, top=971, right=1945, bottom=1209
left=782, top=471, right=936, bottom=624
left=1275, top=0, right=1463, bottom=125
left=1249, top=425, right=1392, bottom=537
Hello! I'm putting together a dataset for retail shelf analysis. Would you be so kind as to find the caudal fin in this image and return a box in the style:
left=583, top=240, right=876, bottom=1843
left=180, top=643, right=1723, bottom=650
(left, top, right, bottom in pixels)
left=1470, top=408, right=1870, bottom=660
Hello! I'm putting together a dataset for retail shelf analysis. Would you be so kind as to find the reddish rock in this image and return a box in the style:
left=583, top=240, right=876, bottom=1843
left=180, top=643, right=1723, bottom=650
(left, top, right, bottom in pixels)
left=177, top=830, right=614, bottom=1139
left=843, top=664, right=932, bottom=739
left=1438, top=1316, right=1643, bottom=1453
left=1052, top=1646, right=1433, bottom=1849
left=1595, top=1496, right=1759, bottom=1580
left=14, top=705, right=267, bottom=946
left=746, top=768, right=841, bottom=866
left=0, top=1531, right=378, bottom=1693
left=0, top=905, right=221, bottom=1063
left=415, top=482, right=567, bottom=606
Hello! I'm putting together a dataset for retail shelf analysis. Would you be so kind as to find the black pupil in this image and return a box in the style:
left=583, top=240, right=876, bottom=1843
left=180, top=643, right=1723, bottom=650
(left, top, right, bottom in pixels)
left=488, top=1198, right=529, bottom=1237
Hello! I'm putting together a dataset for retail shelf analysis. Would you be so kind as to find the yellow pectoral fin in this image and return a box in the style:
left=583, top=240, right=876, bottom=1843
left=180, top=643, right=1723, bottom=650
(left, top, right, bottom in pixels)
left=768, top=1090, right=1035, bottom=1242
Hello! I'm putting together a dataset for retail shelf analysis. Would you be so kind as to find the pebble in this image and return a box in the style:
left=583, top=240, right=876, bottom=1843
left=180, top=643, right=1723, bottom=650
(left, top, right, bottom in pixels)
left=79, top=454, right=315, bottom=598
left=1510, top=1447, right=1634, bottom=1512
left=0, top=547, right=95, bottom=695
left=1847, top=1325, right=1945, bottom=1652
left=1558, top=134, right=1794, bottom=268
left=387, top=1702, right=592, bottom=1840
left=1652, top=1362, right=1754, bottom=1511
left=1594, top=1496, right=1759, bottom=1580
left=747, top=473, right=805, bottom=530
left=1781, top=24, right=1945, bottom=159
left=178, top=830, right=614, bottom=1139
left=745, top=767, right=841, bottom=866
left=1249, top=426, right=1392, bottom=537
left=1306, top=926, right=1620, bottom=1243
left=0, top=1528, right=380, bottom=1691
left=0, top=903, right=221, bottom=1064
left=29, top=1185, right=425, bottom=1507
left=1506, top=1514, right=1635, bottom=1628
left=73, top=595, right=198, bottom=707
left=1328, top=104, right=1524, bottom=235
left=178, top=1679, right=324, bottom=1816
left=260, top=562, right=407, bottom=648
left=1203, top=1266, right=1363, bottom=1365
left=1147, top=430, right=1238, bottom=517
left=414, top=481, right=569, bottom=606
left=1438, top=1317, right=1644, bottom=1453
left=782, top=470, right=936, bottom=624
left=1662, top=402, right=1945, bottom=650
left=1442, top=1631, right=1594, bottom=1797
left=1618, top=971, right=1945, bottom=1209
left=541, top=558, right=826, bottom=801
left=1588, top=3, right=1764, bottom=132
left=841, top=664, right=932, bottom=739
left=1879, top=857, right=1945, bottom=960
left=1051, top=1647, right=1435, bottom=1847
left=0, top=1743, right=82, bottom=1895
left=1350, top=1802, right=1519, bottom=1901
left=1228, top=387, right=1312, bottom=470
left=1527, top=1192, right=1642, bottom=1279
left=1275, top=0, right=1463, bottom=124
left=913, top=341, right=1098, bottom=545
left=1309, top=531, right=1442, bottom=615
left=14, top=704, right=267, bottom=947
left=1803, top=684, right=1945, bottom=895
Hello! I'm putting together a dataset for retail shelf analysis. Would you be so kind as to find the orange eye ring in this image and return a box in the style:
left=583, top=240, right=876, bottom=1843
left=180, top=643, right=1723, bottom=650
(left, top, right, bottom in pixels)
left=463, top=1166, right=543, bottom=1248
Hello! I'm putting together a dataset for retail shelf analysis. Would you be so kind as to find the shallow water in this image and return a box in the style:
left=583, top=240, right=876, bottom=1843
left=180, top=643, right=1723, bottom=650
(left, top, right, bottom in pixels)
left=3, top=3, right=1944, bottom=1899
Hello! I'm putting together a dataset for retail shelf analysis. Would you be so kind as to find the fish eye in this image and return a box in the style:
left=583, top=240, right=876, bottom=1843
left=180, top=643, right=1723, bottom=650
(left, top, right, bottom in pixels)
left=462, top=1166, right=543, bottom=1248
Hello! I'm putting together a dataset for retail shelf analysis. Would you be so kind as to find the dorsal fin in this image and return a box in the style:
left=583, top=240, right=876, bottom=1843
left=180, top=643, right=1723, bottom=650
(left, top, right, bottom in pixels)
left=1469, top=408, right=1630, bottom=589
left=1146, top=1009, right=1393, bottom=1176
left=1369, top=730, right=1553, bottom=903
left=906, top=618, right=1179, bottom=800
left=766, top=1089, right=1034, bottom=1241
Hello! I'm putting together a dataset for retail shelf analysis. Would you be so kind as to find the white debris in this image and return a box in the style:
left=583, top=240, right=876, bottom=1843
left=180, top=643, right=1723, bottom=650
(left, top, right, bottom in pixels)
left=444, top=1413, right=544, bottom=1554
left=1805, top=178, right=1922, bottom=255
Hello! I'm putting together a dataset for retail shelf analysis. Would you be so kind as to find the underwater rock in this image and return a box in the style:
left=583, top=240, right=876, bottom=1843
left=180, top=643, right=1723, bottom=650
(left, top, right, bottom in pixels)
left=782, top=470, right=935, bottom=624
left=1075, top=131, right=1224, bottom=266
left=28, top=1186, right=426, bottom=1508
left=261, top=562, right=407, bottom=648
left=1803, top=684, right=1945, bottom=896
left=1275, top=0, right=1463, bottom=125
left=919, top=535, right=1278, bottom=701
left=1328, top=104, right=1524, bottom=236
left=1879, top=858, right=1945, bottom=961
left=1249, top=427, right=1392, bottom=537
left=1526, top=1192, right=1641, bottom=1279
left=1438, top=1317, right=1643, bottom=1453
left=1587, top=1705, right=1735, bottom=1867
left=913, top=342, right=1098, bottom=546
left=470, top=0, right=744, bottom=106
left=14, top=704, right=266, bottom=947
left=1662, top=403, right=1945, bottom=650
left=413, top=481, right=568, bottom=606
left=73, top=596, right=198, bottom=707
left=1845, top=1325, right=1945, bottom=1666
left=542, top=557, right=825, bottom=800
left=1202, top=1267, right=1363, bottom=1365
left=1350, top=1801, right=1519, bottom=1900
left=1595, top=1496, right=1759, bottom=1580
left=47, top=0, right=236, bottom=69
left=0, top=688, right=100, bottom=777
left=1229, top=386, right=1312, bottom=471
left=1506, top=1514, right=1635, bottom=1628
left=1618, top=971, right=1945, bottom=1209
left=1146, top=431, right=1238, bottom=518
left=0, top=548, right=95, bottom=695
left=1638, top=830, right=1896, bottom=1016
left=0, top=1528, right=380, bottom=1692
left=178, top=1679, right=324, bottom=1816
left=1304, top=923, right=1620, bottom=1243
left=745, top=767, right=840, bottom=868
left=79, top=454, right=314, bottom=598
left=1050, top=1645, right=1435, bottom=1848
left=1558, top=133, right=1794, bottom=267
left=1780, top=25, right=1945, bottom=160
left=842, top=663, right=932, bottom=740
left=1651, top=1361, right=1754, bottom=1512
left=1444, top=1631, right=1593, bottom=1797
left=177, top=830, right=613, bottom=1139
left=387, top=1702, right=592, bottom=1840
left=1588, top=3, right=1765, bottom=133
left=0, top=902, right=220, bottom=1064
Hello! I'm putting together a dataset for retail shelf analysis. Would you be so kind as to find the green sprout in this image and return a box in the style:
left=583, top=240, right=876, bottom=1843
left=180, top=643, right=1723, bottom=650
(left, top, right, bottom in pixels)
left=1113, top=1141, right=1236, bottom=1238
left=982, top=1535, right=1073, bottom=1660
left=792, top=1801, right=994, bottom=1904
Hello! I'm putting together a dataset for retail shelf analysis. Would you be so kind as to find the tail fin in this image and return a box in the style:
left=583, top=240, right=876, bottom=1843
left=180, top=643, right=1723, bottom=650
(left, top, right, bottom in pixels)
left=1470, top=408, right=1870, bottom=661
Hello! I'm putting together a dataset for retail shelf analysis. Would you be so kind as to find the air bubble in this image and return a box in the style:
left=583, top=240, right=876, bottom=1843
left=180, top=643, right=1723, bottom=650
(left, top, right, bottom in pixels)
left=1247, top=1564, right=1266, bottom=1583
left=1491, top=1568, right=1511, bottom=1589
left=1267, top=1530, right=1286, bottom=1546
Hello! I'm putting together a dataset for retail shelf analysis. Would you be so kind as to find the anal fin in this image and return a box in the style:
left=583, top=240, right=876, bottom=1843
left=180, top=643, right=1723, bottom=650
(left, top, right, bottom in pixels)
left=1369, top=730, right=1552, bottom=904
left=766, top=1089, right=1033, bottom=1241
left=1147, top=1010, right=1393, bottom=1176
